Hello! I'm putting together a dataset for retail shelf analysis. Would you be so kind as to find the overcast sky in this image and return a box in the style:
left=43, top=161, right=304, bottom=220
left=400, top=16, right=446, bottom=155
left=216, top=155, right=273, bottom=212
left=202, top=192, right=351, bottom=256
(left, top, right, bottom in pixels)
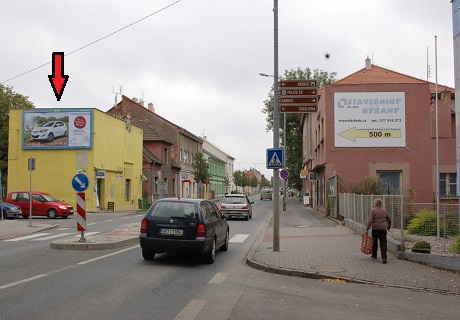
left=0, top=0, right=455, bottom=180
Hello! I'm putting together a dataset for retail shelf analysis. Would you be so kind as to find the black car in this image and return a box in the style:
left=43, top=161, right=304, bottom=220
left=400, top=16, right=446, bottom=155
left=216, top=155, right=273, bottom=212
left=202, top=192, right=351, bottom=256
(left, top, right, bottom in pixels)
left=139, top=198, right=229, bottom=264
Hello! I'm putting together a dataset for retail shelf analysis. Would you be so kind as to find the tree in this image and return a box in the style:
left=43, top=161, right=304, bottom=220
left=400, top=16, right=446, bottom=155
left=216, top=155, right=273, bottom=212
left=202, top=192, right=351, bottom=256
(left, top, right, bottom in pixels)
left=250, top=176, right=259, bottom=189
left=261, top=68, right=336, bottom=191
left=0, top=84, right=35, bottom=191
left=192, top=152, right=211, bottom=183
left=233, top=170, right=249, bottom=192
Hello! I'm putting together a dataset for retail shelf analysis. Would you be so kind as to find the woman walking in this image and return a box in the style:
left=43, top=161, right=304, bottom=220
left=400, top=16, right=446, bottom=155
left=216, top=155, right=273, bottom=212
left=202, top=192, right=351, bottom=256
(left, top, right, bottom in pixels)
left=366, top=198, right=391, bottom=264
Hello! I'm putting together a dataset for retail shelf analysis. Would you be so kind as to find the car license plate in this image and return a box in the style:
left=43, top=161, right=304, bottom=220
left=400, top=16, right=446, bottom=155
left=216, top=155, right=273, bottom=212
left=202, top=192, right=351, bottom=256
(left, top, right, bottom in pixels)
left=160, top=228, right=183, bottom=236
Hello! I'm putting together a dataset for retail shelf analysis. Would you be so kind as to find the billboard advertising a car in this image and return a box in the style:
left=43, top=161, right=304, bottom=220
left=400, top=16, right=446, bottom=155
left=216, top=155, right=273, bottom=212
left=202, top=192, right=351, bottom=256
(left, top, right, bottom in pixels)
left=22, top=109, right=93, bottom=149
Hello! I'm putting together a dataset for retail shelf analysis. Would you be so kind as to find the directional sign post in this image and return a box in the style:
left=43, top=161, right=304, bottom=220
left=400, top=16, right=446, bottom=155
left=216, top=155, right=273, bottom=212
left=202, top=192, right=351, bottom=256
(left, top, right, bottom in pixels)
left=72, top=173, right=89, bottom=242
left=279, top=80, right=318, bottom=113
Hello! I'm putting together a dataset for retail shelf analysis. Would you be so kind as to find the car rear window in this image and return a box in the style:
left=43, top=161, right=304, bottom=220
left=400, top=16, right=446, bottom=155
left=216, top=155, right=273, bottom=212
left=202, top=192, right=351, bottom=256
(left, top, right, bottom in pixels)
left=149, top=201, right=198, bottom=219
left=223, top=196, right=246, bottom=204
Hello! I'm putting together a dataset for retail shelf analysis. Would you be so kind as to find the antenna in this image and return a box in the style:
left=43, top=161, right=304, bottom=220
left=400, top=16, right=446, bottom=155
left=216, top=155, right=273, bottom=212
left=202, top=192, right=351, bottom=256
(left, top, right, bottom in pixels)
left=113, top=85, right=123, bottom=107
left=141, top=90, right=145, bottom=101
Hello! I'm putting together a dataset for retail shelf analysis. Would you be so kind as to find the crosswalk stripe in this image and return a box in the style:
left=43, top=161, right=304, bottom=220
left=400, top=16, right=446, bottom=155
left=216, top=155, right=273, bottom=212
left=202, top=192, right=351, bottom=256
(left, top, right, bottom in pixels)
left=229, top=234, right=249, bottom=243
left=5, top=233, right=51, bottom=242
left=31, top=233, right=74, bottom=241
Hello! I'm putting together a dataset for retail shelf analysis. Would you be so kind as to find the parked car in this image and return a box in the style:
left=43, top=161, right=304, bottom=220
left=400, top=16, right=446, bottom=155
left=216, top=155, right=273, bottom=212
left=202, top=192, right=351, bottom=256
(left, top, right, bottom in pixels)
left=260, top=189, right=272, bottom=201
left=31, top=121, right=67, bottom=142
left=139, top=198, right=229, bottom=264
left=6, top=191, right=74, bottom=219
left=0, top=202, right=22, bottom=219
left=220, top=193, right=254, bottom=220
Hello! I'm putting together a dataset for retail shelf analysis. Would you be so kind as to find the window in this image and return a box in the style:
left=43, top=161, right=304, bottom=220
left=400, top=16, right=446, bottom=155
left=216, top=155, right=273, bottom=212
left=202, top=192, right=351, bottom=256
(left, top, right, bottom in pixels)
left=440, top=173, right=457, bottom=197
left=163, top=148, right=169, bottom=165
left=125, top=179, right=131, bottom=202
left=180, top=149, right=182, bottom=162
left=377, top=171, right=401, bottom=195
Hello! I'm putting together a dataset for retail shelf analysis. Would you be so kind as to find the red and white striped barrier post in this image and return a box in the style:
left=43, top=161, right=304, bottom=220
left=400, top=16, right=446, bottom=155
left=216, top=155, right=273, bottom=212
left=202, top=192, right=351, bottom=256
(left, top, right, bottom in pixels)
left=76, top=192, right=87, bottom=242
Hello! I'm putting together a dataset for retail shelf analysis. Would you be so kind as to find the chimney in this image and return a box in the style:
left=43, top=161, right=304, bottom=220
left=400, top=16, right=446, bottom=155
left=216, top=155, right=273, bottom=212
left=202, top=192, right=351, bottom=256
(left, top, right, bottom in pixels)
left=365, top=56, right=371, bottom=70
left=139, top=99, right=144, bottom=106
left=148, top=102, right=155, bottom=112
left=132, top=97, right=138, bottom=103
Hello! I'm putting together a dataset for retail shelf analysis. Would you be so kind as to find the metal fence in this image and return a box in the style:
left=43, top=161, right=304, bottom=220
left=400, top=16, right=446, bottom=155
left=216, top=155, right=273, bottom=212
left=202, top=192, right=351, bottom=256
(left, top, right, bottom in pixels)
left=338, top=193, right=460, bottom=255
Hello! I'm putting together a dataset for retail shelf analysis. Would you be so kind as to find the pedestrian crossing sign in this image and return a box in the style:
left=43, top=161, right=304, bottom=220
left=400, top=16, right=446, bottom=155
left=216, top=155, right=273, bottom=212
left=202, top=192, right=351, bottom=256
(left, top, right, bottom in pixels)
left=266, top=148, right=284, bottom=169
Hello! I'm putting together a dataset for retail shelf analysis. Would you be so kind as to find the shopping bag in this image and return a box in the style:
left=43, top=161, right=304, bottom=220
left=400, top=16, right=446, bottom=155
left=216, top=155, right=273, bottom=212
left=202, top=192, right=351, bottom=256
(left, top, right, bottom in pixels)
left=361, top=233, right=373, bottom=254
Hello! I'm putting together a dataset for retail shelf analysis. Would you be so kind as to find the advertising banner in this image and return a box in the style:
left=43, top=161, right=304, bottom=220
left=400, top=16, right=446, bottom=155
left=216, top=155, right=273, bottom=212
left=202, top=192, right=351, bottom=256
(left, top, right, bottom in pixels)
left=334, top=92, right=406, bottom=148
left=22, top=109, right=93, bottom=149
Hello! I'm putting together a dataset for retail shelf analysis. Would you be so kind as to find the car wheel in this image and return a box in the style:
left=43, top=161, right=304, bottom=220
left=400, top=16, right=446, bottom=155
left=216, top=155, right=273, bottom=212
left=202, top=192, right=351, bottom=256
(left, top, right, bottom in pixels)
left=47, top=132, right=55, bottom=142
left=142, top=249, right=155, bottom=260
left=47, top=209, right=58, bottom=219
left=204, top=237, right=216, bottom=264
left=64, top=130, right=67, bottom=137
left=245, top=215, right=249, bottom=221
left=219, top=229, right=229, bottom=252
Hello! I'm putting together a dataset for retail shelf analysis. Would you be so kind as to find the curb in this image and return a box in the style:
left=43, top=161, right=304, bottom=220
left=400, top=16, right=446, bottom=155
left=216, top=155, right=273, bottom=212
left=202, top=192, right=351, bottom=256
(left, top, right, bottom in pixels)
left=50, top=236, right=139, bottom=251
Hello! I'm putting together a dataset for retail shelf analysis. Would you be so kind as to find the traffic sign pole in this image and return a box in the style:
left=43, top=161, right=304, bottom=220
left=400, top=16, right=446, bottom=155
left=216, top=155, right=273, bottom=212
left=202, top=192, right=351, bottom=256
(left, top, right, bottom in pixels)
left=273, top=0, right=280, bottom=252
left=76, top=192, right=87, bottom=242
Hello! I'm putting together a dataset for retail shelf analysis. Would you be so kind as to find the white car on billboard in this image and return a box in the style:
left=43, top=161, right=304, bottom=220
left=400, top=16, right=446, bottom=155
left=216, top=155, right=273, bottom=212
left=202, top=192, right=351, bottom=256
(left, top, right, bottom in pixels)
left=31, top=121, right=67, bottom=142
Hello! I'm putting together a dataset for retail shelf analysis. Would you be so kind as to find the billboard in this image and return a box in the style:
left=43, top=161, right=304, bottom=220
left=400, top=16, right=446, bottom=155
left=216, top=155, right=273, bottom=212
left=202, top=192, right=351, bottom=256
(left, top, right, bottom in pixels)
left=22, top=109, right=93, bottom=149
left=334, top=92, right=406, bottom=148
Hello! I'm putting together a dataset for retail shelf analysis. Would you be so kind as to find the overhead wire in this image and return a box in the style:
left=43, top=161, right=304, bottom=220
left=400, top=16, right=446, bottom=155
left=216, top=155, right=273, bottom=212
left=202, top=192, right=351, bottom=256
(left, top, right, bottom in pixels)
left=1, top=0, right=182, bottom=84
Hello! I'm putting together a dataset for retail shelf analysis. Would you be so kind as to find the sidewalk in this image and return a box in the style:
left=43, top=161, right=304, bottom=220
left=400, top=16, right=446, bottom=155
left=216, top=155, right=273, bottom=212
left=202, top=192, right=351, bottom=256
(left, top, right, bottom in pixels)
left=1, top=201, right=460, bottom=294
left=246, top=196, right=460, bottom=295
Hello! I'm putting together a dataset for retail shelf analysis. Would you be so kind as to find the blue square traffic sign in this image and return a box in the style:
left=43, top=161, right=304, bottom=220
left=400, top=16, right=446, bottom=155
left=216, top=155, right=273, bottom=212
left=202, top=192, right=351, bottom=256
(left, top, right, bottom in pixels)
left=266, top=148, right=284, bottom=169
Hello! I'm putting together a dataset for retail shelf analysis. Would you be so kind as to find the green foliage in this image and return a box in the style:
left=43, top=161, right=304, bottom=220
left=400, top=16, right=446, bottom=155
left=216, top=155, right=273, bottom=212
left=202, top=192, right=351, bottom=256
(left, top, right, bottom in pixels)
left=349, top=176, right=382, bottom=195
left=261, top=67, right=337, bottom=192
left=450, top=235, right=460, bottom=254
left=0, top=84, right=35, bottom=188
left=191, top=152, right=211, bottom=183
left=411, top=241, right=431, bottom=254
left=407, top=209, right=440, bottom=236
left=233, top=170, right=250, bottom=189
left=249, top=176, right=258, bottom=188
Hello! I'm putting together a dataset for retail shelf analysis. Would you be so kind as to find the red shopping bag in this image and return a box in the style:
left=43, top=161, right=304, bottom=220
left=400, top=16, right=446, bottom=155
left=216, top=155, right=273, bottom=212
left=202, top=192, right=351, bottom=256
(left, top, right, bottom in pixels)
left=361, top=233, right=373, bottom=254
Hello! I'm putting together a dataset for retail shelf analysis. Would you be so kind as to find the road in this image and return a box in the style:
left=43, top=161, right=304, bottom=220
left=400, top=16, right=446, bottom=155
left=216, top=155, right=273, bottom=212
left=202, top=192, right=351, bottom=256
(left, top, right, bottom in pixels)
left=0, top=195, right=458, bottom=319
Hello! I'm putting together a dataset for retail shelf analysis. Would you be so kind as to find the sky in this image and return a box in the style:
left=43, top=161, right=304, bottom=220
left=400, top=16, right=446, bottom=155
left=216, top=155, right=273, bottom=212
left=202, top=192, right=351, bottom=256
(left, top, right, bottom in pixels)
left=0, top=0, right=456, bottom=180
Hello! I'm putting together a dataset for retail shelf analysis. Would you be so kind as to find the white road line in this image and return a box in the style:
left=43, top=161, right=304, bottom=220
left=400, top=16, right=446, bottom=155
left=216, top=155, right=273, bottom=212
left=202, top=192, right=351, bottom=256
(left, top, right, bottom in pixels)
left=119, top=217, right=130, bottom=219
left=58, top=228, right=71, bottom=230
left=174, top=299, right=206, bottom=320
left=208, top=272, right=228, bottom=284
left=0, top=274, right=48, bottom=290
left=77, top=245, right=139, bottom=265
left=87, top=222, right=97, bottom=226
left=103, top=219, right=114, bottom=222
left=31, top=233, right=74, bottom=241
left=229, top=234, right=249, bottom=243
left=4, top=233, right=51, bottom=242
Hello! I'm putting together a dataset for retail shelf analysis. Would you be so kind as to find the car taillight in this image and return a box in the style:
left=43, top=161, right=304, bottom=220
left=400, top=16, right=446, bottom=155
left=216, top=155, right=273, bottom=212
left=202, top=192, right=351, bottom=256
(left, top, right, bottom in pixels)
left=220, top=205, right=226, bottom=209
left=140, top=219, right=147, bottom=233
left=197, top=222, right=206, bottom=237
left=242, top=206, right=248, bottom=209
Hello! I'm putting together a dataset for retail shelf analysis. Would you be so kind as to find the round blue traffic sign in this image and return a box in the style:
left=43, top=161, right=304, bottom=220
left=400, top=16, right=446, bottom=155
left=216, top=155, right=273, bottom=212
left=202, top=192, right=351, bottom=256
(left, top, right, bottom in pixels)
left=280, top=169, right=289, bottom=180
left=72, top=173, right=89, bottom=192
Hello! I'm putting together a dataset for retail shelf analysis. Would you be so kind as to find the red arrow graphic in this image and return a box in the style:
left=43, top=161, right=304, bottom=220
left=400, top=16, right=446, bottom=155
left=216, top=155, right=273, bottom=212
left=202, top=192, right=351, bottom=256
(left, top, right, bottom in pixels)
left=48, top=52, right=69, bottom=101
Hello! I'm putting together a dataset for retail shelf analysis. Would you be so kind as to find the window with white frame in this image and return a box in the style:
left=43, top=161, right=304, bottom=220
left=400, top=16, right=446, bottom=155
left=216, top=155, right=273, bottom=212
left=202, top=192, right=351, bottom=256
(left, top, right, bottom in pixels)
left=440, top=173, right=457, bottom=197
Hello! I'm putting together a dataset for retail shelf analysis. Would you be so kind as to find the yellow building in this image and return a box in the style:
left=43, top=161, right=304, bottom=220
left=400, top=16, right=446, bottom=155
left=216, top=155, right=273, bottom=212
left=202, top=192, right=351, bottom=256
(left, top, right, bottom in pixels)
left=7, top=108, right=143, bottom=212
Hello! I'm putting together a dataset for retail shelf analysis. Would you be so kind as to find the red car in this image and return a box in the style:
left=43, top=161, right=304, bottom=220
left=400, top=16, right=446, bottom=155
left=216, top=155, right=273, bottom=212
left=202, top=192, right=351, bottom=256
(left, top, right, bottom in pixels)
left=6, top=191, right=74, bottom=219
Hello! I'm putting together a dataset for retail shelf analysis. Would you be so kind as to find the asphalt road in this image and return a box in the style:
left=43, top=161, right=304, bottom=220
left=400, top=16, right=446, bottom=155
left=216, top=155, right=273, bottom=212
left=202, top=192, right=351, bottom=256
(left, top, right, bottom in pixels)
left=1, top=195, right=458, bottom=319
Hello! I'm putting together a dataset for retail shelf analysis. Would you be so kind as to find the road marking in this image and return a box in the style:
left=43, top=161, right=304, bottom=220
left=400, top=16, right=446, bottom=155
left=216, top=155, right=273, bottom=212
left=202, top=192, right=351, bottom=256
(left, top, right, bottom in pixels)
left=77, top=245, right=139, bottom=265
left=174, top=299, right=206, bottom=320
left=0, top=274, right=48, bottom=290
left=208, top=272, right=228, bottom=284
left=103, top=219, right=114, bottom=222
left=229, top=234, right=249, bottom=243
left=87, top=222, right=97, bottom=226
left=73, top=232, right=100, bottom=237
left=58, top=228, right=71, bottom=230
left=120, top=217, right=131, bottom=219
left=31, top=233, right=74, bottom=241
left=4, top=233, right=51, bottom=242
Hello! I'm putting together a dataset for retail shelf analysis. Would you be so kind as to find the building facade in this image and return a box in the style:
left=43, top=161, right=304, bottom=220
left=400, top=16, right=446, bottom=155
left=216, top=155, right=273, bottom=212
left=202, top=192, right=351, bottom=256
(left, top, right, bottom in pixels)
left=301, top=59, right=456, bottom=213
left=7, top=108, right=143, bottom=212
left=107, top=96, right=204, bottom=198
